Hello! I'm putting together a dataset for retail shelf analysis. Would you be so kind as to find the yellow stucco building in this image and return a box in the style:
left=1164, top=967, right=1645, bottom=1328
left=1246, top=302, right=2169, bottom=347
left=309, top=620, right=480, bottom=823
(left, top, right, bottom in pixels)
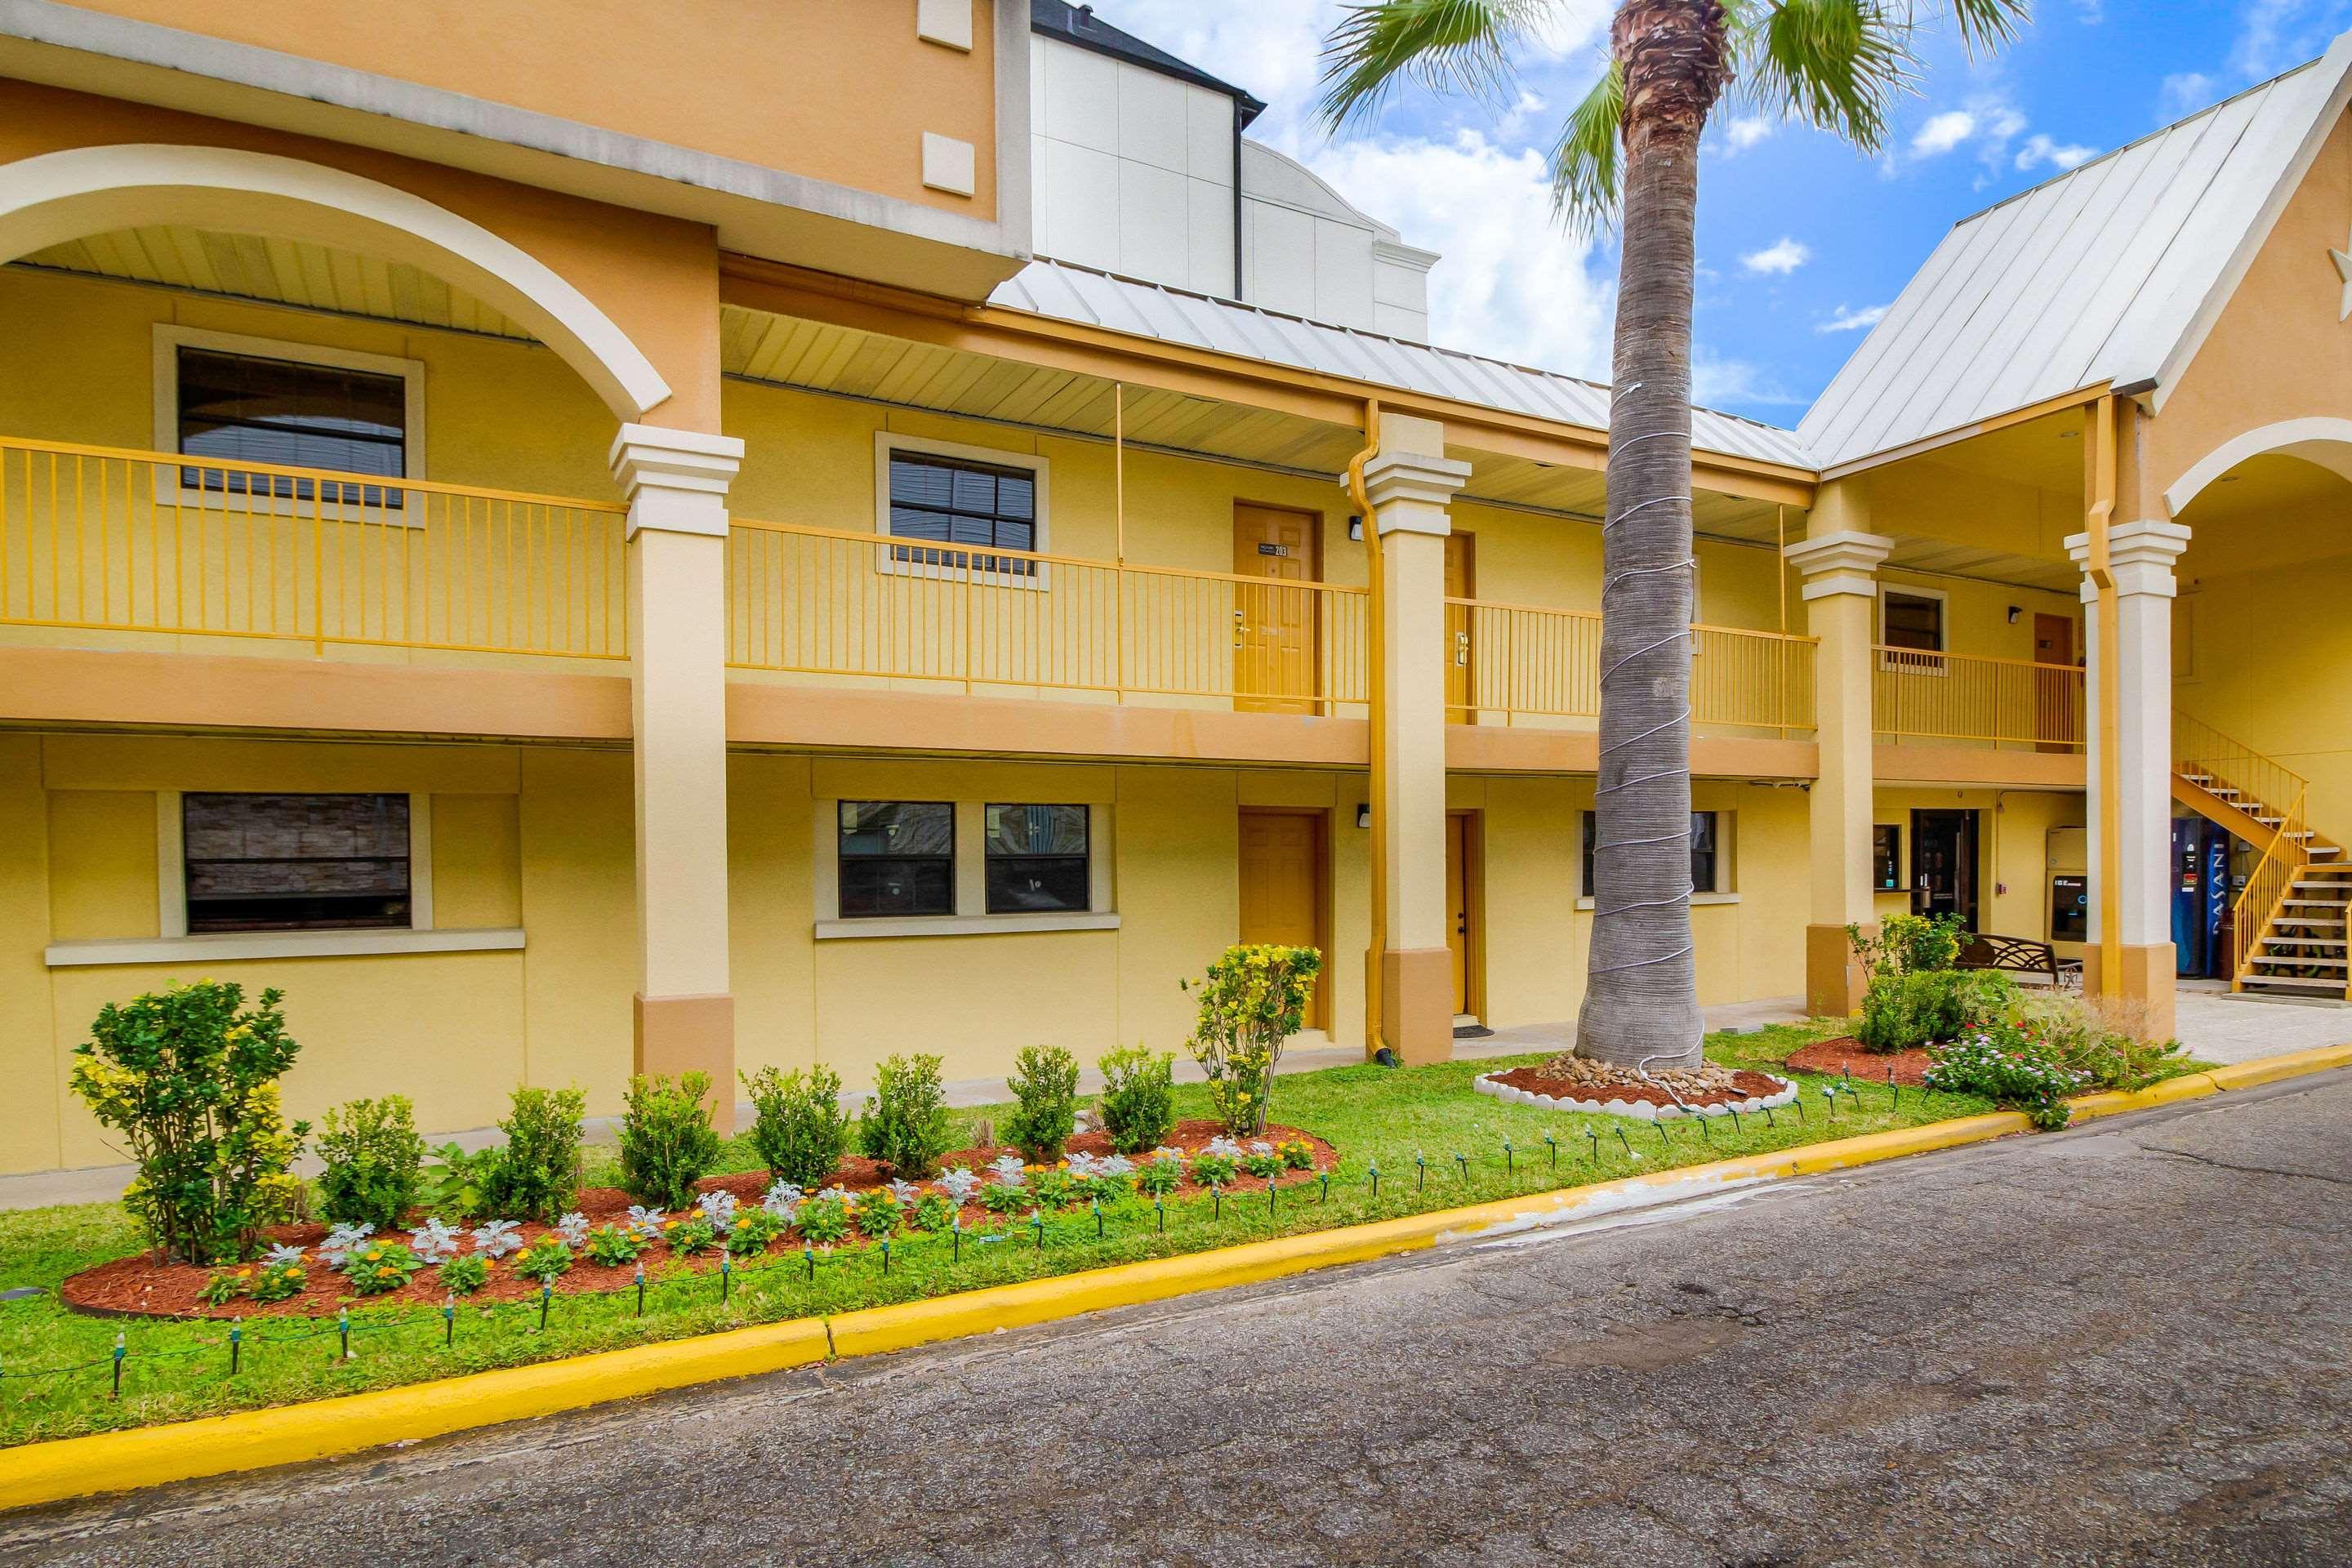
left=2, top=2, right=2344, bottom=1174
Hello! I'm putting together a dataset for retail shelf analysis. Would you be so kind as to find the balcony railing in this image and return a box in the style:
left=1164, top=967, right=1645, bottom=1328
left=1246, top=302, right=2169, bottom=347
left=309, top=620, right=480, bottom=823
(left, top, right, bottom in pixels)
left=726, top=517, right=1370, bottom=713
left=0, top=437, right=628, bottom=659
left=1873, top=646, right=2084, bottom=750
left=1445, top=597, right=1816, bottom=735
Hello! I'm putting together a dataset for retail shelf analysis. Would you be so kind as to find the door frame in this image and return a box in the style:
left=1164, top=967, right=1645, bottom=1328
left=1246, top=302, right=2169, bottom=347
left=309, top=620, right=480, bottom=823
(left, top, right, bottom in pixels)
left=1232, top=501, right=1325, bottom=715
left=1236, top=804, right=1333, bottom=1031
left=1909, top=807, right=1981, bottom=930
left=1444, top=529, right=1475, bottom=724
left=1446, top=808, right=1486, bottom=1023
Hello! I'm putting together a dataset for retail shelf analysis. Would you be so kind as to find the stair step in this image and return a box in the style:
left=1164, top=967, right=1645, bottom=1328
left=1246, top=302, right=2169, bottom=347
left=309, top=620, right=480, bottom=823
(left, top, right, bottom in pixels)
left=2250, top=954, right=2348, bottom=968
left=2261, top=937, right=2346, bottom=948
left=2240, top=974, right=2348, bottom=991
left=2274, top=918, right=2348, bottom=929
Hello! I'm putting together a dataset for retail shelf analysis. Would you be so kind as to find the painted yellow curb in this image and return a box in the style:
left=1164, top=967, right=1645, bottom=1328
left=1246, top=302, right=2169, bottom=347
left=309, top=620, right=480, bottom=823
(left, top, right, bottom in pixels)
left=2207, top=1042, right=2352, bottom=1090
left=11, top=1040, right=2351, bottom=1513
left=0, top=1314, right=828, bottom=1514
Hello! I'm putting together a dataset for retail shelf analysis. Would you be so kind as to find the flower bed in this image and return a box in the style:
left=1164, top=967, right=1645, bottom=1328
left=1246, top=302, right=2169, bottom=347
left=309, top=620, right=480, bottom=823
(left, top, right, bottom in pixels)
left=58, top=1120, right=1336, bottom=1321
left=1472, top=1063, right=1796, bottom=1121
left=1782, top=1037, right=1934, bottom=1087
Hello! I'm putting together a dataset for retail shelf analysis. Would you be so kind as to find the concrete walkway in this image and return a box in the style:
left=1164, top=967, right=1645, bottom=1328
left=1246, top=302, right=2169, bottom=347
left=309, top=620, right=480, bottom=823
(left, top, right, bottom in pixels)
left=9, top=989, right=2332, bottom=1213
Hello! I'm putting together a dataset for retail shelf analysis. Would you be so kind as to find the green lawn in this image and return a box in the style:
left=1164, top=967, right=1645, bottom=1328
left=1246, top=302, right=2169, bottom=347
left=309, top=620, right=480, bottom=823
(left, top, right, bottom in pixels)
left=0, top=1021, right=2002, bottom=1446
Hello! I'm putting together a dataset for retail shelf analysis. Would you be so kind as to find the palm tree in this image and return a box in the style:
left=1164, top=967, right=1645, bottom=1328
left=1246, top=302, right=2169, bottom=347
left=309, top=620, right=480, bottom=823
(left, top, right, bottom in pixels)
left=1321, top=0, right=2028, bottom=1068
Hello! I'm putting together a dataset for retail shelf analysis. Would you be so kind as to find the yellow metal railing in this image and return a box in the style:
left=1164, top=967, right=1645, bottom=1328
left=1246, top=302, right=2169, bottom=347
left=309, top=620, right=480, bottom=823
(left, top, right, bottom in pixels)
left=1872, top=646, right=2084, bottom=749
left=1445, top=597, right=1816, bottom=734
left=0, top=436, right=627, bottom=659
left=2173, top=710, right=2309, bottom=831
left=726, top=517, right=1370, bottom=712
left=2230, top=781, right=2309, bottom=991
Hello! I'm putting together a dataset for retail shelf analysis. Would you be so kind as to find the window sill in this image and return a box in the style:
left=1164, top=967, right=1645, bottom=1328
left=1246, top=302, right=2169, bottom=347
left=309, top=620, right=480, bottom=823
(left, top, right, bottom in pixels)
left=814, top=911, right=1120, bottom=941
left=44, top=928, right=526, bottom=968
left=1574, top=893, right=1740, bottom=911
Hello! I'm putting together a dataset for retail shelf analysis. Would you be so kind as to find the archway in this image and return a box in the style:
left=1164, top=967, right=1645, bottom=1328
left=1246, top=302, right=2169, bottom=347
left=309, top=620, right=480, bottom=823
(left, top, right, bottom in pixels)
left=0, top=144, right=670, bottom=421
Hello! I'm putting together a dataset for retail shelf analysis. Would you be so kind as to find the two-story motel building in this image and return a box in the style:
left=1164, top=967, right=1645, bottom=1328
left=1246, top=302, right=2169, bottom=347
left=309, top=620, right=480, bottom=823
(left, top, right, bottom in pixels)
left=6, top=1, right=2350, bottom=1174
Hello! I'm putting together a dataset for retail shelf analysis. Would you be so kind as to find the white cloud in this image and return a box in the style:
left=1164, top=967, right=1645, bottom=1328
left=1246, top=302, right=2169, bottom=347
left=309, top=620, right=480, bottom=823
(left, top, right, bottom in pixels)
left=1910, top=109, right=1978, bottom=158
left=1721, top=115, right=1775, bottom=153
left=1304, top=130, right=1615, bottom=377
left=1817, top=303, right=1889, bottom=334
left=2161, top=72, right=2216, bottom=118
left=1494, top=89, right=1548, bottom=142
left=1691, top=355, right=1806, bottom=408
left=2016, top=133, right=2098, bottom=172
left=1740, top=236, right=1811, bottom=275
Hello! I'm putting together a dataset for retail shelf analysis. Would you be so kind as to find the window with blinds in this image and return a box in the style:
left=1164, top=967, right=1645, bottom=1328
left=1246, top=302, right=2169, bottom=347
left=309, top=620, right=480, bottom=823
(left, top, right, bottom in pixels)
left=176, top=346, right=408, bottom=506
left=885, top=452, right=1038, bottom=576
left=183, top=793, right=412, bottom=933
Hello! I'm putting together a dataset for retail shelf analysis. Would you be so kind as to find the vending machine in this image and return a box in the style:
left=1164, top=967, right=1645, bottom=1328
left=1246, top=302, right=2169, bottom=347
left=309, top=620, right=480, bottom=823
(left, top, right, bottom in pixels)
left=2171, top=813, right=2234, bottom=979
left=2047, top=826, right=2087, bottom=960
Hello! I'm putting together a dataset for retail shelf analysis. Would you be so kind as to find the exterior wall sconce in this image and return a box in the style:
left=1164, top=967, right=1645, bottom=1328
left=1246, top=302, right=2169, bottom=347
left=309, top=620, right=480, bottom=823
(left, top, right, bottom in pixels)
left=2007, top=605, right=2022, bottom=623
left=1356, top=804, right=1371, bottom=828
left=1348, top=515, right=1364, bottom=541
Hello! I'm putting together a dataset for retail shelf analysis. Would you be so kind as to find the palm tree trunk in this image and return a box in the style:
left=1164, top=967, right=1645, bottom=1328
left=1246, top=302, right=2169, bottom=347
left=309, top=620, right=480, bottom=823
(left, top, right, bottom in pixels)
left=1576, top=0, right=1726, bottom=1071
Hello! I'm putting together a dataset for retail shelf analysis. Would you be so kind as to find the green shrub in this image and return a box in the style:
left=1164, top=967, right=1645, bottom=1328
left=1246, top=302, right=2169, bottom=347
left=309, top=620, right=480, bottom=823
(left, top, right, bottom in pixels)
left=1183, top=944, right=1321, bottom=1135
left=514, top=1236, right=573, bottom=1283
left=480, top=1085, right=586, bottom=1224
left=1856, top=969, right=2016, bottom=1054
left=343, top=1239, right=423, bottom=1296
left=584, top=1223, right=642, bottom=1267
left=421, top=1141, right=499, bottom=1221
left=795, top=1193, right=852, bottom=1245
left=1134, top=1155, right=1183, bottom=1196
left=742, top=1063, right=850, bottom=1190
left=437, top=1254, right=490, bottom=1295
left=68, top=980, right=308, bottom=1263
left=977, top=1180, right=1032, bottom=1217
left=1027, top=1168, right=1077, bottom=1209
left=852, top=1188, right=903, bottom=1240
left=617, top=1071, right=722, bottom=1209
left=726, top=1209, right=786, bottom=1256
left=2006, top=990, right=2186, bottom=1091
left=1923, top=1018, right=2090, bottom=1129
left=858, top=1054, right=952, bottom=1178
left=1004, top=1045, right=1080, bottom=1163
left=1097, top=1045, right=1177, bottom=1153
left=198, top=1267, right=249, bottom=1307
left=665, top=1214, right=717, bottom=1255
left=250, top=1258, right=307, bottom=1303
left=314, top=1094, right=425, bottom=1230
left=1848, top=912, right=1966, bottom=978
left=910, top=1191, right=957, bottom=1233
left=1188, top=1150, right=1239, bottom=1187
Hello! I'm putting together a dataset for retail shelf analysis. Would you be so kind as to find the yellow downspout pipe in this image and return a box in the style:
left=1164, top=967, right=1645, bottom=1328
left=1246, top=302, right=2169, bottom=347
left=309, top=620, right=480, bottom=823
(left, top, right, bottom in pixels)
left=1346, top=399, right=1385, bottom=1056
left=2085, top=394, right=2124, bottom=997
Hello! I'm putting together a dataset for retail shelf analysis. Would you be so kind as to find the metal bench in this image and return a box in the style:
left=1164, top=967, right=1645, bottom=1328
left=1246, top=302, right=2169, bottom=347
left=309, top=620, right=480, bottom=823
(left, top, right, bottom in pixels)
left=1955, top=932, right=2082, bottom=991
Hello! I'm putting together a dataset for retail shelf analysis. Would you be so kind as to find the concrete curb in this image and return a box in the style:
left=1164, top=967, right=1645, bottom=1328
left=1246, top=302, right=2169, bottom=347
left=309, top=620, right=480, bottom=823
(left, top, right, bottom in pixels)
left=7, top=1044, right=2348, bottom=1512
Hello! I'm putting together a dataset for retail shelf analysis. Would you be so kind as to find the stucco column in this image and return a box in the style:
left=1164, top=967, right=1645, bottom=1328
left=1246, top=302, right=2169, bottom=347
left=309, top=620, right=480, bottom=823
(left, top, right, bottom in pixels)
left=1363, top=415, right=1471, bottom=1066
left=612, top=424, right=744, bottom=1130
left=1783, top=528, right=1894, bottom=1018
left=2067, top=519, right=2191, bottom=1041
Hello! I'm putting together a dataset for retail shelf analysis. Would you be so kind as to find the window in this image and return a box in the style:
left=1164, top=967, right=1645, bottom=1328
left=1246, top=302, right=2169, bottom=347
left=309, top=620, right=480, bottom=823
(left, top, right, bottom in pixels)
left=886, top=450, right=1038, bottom=576
left=1873, top=824, right=1904, bottom=891
left=1581, top=811, right=1726, bottom=898
left=985, top=804, right=1089, bottom=913
left=1880, top=586, right=1947, bottom=672
left=176, top=346, right=408, bottom=507
left=838, top=801, right=955, bottom=918
left=183, top=793, right=412, bottom=933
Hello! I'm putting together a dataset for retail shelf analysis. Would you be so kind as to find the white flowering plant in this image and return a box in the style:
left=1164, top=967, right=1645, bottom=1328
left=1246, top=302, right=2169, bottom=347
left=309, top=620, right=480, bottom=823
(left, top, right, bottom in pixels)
left=934, top=1167, right=981, bottom=1207
left=625, top=1205, right=667, bottom=1241
left=555, top=1210, right=590, bottom=1248
left=1922, top=1020, right=2090, bottom=1129
left=408, top=1218, right=462, bottom=1264
left=761, top=1183, right=804, bottom=1222
left=470, top=1218, right=524, bottom=1259
left=318, top=1222, right=375, bottom=1269
left=696, top=1189, right=738, bottom=1235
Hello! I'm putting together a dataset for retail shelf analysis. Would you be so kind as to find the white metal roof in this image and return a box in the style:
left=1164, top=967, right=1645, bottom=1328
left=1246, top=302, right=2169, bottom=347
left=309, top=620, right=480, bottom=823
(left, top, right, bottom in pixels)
left=1800, top=34, right=2352, bottom=473
left=987, top=258, right=1816, bottom=470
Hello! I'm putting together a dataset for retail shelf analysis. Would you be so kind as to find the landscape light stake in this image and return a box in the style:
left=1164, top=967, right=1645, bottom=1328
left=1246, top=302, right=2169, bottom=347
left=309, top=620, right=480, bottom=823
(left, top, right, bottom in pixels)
left=1654, top=1121, right=1671, bottom=1152
left=1454, top=1152, right=1469, bottom=1183
left=229, top=1318, right=243, bottom=1375
left=1726, top=1107, right=1743, bottom=1137
left=1320, top=1172, right=1330, bottom=1204
left=724, top=1255, right=736, bottom=1297
left=1822, top=1087, right=1836, bottom=1122
left=1369, top=1162, right=1380, bottom=1199
left=1586, top=1128, right=1600, bottom=1165
left=1094, top=1200, right=1105, bottom=1239
left=1503, top=1138, right=1514, bottom=1175
left=1889, top=1064, right=1900, bottom=1111
left=1615, top=1125, right=1633, bottom=1159
left=1416, top=1155, right=1427, bottom=1191
left=1213, top=1184, right=1223, bottom=1220
left=443, top=1294, right=457, bottom=1345
left=804, top=1246, right=815, bottom=1282
left=112, top=1333, right=123, bottom=1398
left=635, top=1263, right=647, bottom=1315
left=1760, top=1104, right=1776, bottom=1129
left=1031, top=1211, right=1045, bottom=1252
left=1155, top=1198, right=1165, bottom=1234
left=1791, top=1095, right=1806, bottom=1126
left=953, top=1216, right=964, bottom=1263
left=875, top=1245, right=887, bottom=1280
left=337, top=1308, right=351, bottom=1361
left=1545, top=1133, right=1557, bottom=1171
left=538, top=1282, right=552, bottom=1331
left=1693, top=1114, right=1712, bottom=1147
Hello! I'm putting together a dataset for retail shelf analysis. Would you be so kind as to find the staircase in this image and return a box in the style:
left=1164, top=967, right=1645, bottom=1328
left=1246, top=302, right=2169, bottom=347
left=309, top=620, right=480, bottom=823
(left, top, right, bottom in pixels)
left=2172, top=712, right=2350, bottom=999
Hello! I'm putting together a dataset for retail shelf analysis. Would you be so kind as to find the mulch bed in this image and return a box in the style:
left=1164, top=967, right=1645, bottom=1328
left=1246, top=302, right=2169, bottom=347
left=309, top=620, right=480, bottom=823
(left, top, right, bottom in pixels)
left=1782, top=1037, right=1933, bottom=1087
left=60, top=1119, right=1335, bottom=1322
left=1484, top=1064, right=1786, bottom=1110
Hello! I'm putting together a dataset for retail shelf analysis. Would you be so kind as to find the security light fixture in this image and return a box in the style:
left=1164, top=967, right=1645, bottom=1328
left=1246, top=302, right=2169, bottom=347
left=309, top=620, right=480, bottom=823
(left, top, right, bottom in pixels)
left=2007, top=605, right=2021, bottom=623
left=1356, top=804, right=1371, bottom=828
left=1348, top=515, right=1364, bottom=541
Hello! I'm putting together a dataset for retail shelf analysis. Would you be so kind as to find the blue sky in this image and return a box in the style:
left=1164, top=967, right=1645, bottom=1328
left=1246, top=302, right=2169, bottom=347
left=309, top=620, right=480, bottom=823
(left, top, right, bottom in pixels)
left=1093, top=1, right=2352, bottom=425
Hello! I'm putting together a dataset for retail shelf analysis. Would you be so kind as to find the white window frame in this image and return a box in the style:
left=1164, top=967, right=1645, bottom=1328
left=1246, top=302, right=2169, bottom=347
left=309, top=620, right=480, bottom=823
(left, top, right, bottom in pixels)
left=1877, top=582, right=1949, bottom=673
left=153, top=324, right=427, bottom=528
left=1575, top=808, right=1739, bottom=907
left=872, top=431, right=1050, bottom=590
left=814, top=797, right=1116, bottom=938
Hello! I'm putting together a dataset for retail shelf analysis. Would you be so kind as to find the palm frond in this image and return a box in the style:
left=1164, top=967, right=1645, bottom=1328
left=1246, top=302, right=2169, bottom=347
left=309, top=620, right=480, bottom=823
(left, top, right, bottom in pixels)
left=1317, top=0, right=1544, bottom=131
left=1737, top=0, right=1918, bottom=154
left=1941, top=0, right=2030, bottom=56
left=1548, top=60, right=1626, bottom=234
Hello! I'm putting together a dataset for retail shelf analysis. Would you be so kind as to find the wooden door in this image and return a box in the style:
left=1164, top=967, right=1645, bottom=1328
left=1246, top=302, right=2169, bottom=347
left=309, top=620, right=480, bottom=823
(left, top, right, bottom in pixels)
left=2033, top=612, right=2078, bottom=752
left=1911, top=808, right=1980, bottom=930
left=1233, top=504, right=1320, bottom=714
left=1446, top=812, right=1475, bottom=1016
left=1238, top=809, right=1326, bottom=1028
left=1444, top=531, right=1474, bottom=722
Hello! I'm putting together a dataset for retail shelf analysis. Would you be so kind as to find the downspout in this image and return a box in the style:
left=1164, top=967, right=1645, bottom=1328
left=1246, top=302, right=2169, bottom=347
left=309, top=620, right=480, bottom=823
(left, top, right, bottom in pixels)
left=2084, top=394, right=2124, bottom=996
left=1346, top=399, right=1385, bottom=1055
left=1232, top=100, right=1245, bottom=301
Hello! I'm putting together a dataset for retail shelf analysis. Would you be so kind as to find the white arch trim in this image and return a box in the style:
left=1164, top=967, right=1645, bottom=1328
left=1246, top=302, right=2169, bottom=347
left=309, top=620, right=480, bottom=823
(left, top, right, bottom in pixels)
left=0, top=144, right=671, bottom=421
left=2165, top=416, right=2352, bottom=517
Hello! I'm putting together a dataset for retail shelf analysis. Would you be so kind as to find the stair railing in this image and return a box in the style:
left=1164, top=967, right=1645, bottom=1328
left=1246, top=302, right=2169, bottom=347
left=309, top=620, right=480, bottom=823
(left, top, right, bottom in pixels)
left=2231, top=780, right=2310, bottom=991
left=2174, top=710, right=2310, bottom=831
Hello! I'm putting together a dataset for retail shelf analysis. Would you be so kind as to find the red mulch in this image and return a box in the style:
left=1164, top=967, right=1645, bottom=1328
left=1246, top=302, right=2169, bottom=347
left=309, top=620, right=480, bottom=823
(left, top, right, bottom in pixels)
left=60, top=1119, right=1334, bottom=1321
left=1783, top=1037, right=1933, bottom=1087
left=1486, top=1064, right=1787, bottom=1109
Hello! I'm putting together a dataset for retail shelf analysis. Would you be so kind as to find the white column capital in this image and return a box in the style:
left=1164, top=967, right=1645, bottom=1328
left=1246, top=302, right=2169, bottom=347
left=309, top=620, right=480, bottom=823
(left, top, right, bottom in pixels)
left=1783, top=529, right=1894, bottom=601
left=609, top=423, right=745, bottom=538
left=2066, top=519, right=2191, bottom=602
left=1361, top=448, right=1471, bottom=537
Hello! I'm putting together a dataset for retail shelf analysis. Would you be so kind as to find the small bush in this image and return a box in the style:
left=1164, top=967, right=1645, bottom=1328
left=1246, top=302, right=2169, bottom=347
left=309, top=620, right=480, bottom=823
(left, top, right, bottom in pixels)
left=858, top=1054, right=952, bottom=1178
left=250, top=1258, right=307, bottom=1303
left=1856, top=969, right=2016, bottom=1054
left=480, top=1085, right=586, bottom=1224
left=1134, top=1155, right=1183, bottom=1196
left=69, top=980, right=308, bottom=1263
left=617, top=1072, right=722, bottom=1209
left=664, top=1214, right=718, bottom=1255
left=584, top=1224, right=642, bottom=1267
left=742, top=1063, right=851, bottom=1191
left=1027, top=1168, right=1078, bottom=1209
left=1183, top=944, right=1321, bottom=1136
left=1276, top=1138, right=1315, bottom=1171
left=911, top=1192, right=957, bottom=1233
left=343, top=1240, right=424, bottom=1296
left=852, top=1188, right=904, bottom=1240
left=726, top=1209, right=786, bottom=1256
left=438, top=1254, right=490, bottom=1295
left=1848, top=912, right=1966, bottom=978
left=421, top=1142, right=499, bottom=1221
left=2007, top=990, right=2185, bottom=1091
left=198, top=1267, right=250, bottom=1307
left=1188, top=1150, right=1239, bottom=1187
left=513, top=1236, right=573, bottom=1283
left=1097, top=1046, right=1177, bottom=1153
left=796, top=1193, right=852, bottom=1245
left=977, top=1181, right=1032, bottom=1217
left=1924, top=1019, right=2090, bottom=1129
left=1004, top=1045, right=1080, bottom=1163
left=315, top=1095, right=425, bottom=1230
